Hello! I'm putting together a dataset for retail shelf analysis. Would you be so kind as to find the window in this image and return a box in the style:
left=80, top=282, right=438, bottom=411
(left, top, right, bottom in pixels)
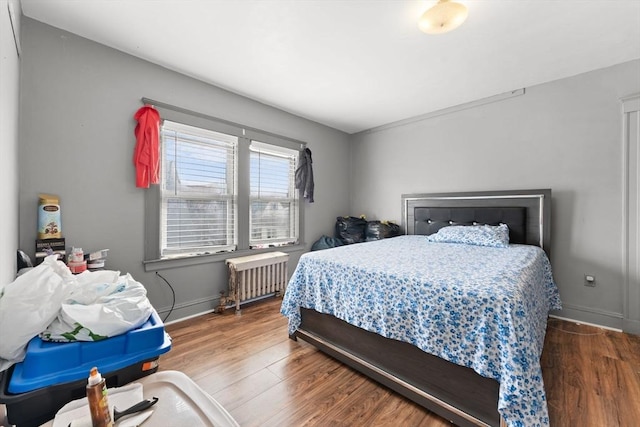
left=160, top=121, right=237, bottom=257
left=250, top=141, right=299, bottom=248
left=144, top=106, right=305, bottom=266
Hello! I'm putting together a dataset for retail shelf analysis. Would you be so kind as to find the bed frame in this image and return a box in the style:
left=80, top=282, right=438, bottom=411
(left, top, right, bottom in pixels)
left=290, top=189, right=552, bottom=427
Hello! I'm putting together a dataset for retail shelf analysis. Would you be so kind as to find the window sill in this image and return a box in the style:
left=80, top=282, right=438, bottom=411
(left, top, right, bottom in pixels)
left=143, top=243, right=307, bottom=272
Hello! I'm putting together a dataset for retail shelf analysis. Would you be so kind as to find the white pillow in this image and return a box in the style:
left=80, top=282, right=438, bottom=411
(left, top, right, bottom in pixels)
left=426, top=223, right=510, bottom=248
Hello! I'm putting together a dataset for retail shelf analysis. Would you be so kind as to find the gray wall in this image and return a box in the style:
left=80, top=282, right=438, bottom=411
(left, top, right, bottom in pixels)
left=16, top=16, right=640, bottom=331
left=18, top=18, right=351, bottom=321
left=0, top=0, right=20, bottom=286
left=350, top=59, right=640, bottom=331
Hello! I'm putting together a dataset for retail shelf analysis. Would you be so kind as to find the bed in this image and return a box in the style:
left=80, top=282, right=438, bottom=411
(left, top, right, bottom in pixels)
left=281, top=189, right=561, bottom=427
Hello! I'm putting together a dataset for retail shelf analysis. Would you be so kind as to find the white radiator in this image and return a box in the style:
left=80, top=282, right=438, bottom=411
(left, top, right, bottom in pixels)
left=225, top=251, right=289, bottom=314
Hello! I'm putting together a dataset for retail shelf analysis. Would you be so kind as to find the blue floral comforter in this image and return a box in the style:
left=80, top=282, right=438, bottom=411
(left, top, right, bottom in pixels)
left=281, top=235, right=561, bottom=427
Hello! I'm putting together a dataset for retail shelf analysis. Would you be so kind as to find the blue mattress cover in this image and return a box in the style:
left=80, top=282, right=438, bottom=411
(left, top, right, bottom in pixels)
left=281, top=235, right=561, bottom=427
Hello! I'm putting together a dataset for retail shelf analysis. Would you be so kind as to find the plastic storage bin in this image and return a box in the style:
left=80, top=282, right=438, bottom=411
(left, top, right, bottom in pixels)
left=0, top=309, right=171, bottom=427
left=43, top=371, right=240, bottom=427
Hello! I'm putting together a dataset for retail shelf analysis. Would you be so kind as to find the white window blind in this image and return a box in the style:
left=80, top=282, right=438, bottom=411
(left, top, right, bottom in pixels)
left=249, top=141, right=299, bottom=248
left=160, top=120, right=238, bottom=257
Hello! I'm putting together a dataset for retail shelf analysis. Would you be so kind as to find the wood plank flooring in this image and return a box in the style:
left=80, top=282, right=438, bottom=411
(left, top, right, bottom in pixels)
left=160, top=298, right=640, bottom=427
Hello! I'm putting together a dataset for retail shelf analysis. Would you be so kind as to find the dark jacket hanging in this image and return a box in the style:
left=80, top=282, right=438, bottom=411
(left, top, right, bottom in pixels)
left=295, top=148, right=314, bottom=203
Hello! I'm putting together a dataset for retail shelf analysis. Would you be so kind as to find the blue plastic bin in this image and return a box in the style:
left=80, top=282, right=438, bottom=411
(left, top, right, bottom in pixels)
left=7, top=309, right=171, bottom=393
left=0, top=309, right=171, bottom=427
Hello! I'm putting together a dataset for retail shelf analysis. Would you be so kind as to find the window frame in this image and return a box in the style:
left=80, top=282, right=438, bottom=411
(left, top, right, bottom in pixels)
left=249, top=140, right=299, bottom=249
left=142, top=102, right=306, bottom=271
left=159, top=120, right=239, bottom=258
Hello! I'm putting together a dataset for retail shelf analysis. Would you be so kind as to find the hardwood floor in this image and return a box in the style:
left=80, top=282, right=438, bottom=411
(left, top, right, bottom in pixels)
left=161, top=298, right=640, bottom=427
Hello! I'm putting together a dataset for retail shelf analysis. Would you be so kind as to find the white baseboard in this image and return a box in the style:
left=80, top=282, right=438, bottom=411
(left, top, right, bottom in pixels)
left=549, top=314, right=622, bottom=332
left=550, top=304, right=623, bottom=331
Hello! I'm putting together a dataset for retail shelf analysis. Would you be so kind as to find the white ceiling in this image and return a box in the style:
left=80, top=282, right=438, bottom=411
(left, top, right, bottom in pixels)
left=20, top=0, right=640, bottom=134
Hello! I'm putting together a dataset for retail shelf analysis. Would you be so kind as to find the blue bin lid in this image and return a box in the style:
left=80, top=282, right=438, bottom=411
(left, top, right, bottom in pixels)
left=7, top=309, right=172, bottom=393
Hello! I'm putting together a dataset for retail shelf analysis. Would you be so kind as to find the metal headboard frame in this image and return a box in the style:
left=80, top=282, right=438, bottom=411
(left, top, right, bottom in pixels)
left=401, top=189, right=551, bottom=257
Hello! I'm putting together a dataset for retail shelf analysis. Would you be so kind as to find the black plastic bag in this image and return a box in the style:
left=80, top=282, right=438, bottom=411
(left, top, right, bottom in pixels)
left=335, top=216, right=367, bottom=244
left=365, top=221, right=401, bottom=241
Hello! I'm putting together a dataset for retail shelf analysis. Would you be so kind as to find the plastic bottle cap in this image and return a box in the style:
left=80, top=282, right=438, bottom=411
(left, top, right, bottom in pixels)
left=88, top=366, right=102, bottom=386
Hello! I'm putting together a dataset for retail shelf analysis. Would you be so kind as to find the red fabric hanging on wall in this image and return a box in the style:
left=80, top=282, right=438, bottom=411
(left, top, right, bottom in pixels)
left=133, top=104, right=161, bottom=188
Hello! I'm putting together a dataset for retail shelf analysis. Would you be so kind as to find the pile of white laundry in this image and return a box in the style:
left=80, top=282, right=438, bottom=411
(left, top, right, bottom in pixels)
left=0, top=255, right=153, bottom=372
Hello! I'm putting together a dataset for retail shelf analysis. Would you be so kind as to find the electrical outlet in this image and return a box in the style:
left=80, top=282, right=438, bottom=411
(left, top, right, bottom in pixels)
left=584, top=274, right=596, bottom=287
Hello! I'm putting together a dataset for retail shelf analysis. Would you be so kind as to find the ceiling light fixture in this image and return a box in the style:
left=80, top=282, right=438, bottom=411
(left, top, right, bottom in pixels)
left=418, top=0, right=468, bottom=35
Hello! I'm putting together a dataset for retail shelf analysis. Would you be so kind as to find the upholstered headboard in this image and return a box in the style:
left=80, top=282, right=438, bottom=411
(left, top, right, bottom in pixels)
left=402, top=189, right=551, bottom=257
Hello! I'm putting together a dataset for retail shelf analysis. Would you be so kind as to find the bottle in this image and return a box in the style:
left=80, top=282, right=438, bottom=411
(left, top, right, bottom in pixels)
left=86, top=367, right=113, bottom=427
